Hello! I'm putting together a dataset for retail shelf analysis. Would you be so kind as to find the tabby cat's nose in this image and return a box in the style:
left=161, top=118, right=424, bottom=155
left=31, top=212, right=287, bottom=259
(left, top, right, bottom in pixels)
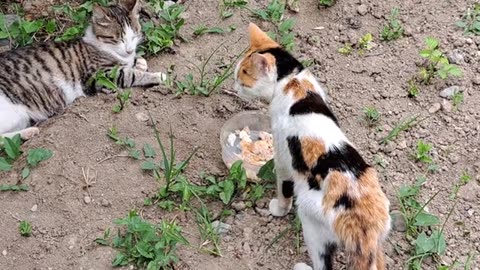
left=126, top=49, right=134, bottom=54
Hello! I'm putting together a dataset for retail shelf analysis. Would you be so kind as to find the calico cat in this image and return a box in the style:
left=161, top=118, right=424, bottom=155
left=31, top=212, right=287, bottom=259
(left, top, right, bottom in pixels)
left=234, top=23, right=391, bottom=270
left=0, top=0, right=166, bottom=140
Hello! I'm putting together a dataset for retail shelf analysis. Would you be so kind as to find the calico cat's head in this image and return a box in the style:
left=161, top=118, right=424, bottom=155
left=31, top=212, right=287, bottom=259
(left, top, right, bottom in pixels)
left=234, top=23, right=303, bottom=102
left=84, top=0, right=142, bottom=62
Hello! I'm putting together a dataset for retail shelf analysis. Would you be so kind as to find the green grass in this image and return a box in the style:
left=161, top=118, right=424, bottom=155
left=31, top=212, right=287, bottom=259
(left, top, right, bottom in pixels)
left=380, top=115, right=419, bottom=144
left=219, top=0, right=248, bottom=19
left=95, top=210, right=188, bottom=269
left=450, top=171, right=472, bottom=200
left=452, top=91, right=464, bottom=110
left=338, top=33, right=373, bottom=56
left=363, top=106, right=381, bottom=126
left=415, top=140, right=433, bottom=164
left=456, top=3, right=480, bottom=36
left=19, top=220, right=32, bottom=237
left=0, top=11, right=56, bottom=48
left=381, top=8, right=404, bottom=41
left=318, top=0, right=335, bottom=7
left=338, top=43, right=353, bottom=55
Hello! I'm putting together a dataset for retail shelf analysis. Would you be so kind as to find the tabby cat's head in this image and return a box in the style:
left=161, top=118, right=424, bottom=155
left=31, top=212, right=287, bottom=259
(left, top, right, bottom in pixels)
left=84, top=0, right=142, bottom=62
left=234, top=23, right=303, bottom=102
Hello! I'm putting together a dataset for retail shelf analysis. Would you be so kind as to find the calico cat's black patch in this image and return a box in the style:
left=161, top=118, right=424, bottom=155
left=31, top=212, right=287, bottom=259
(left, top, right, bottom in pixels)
left=334, top=193, right=355, bottom=209
left=287, top=136, right=309, bottom=173
left=307, top=175, right=320, bottom=190
left=311, top=143, right=369, bottom=179
left=289, top=91, right=338, bottom=125
left=282, top=180, right=295, bottom=198
left=319, top=242, right=337, bottom=270
left=260, top=47, right=303, bottom=80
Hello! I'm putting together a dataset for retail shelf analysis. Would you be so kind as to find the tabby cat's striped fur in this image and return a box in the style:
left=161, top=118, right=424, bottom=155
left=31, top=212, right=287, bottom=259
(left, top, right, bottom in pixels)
left=0, top=0, right=166, bottom=139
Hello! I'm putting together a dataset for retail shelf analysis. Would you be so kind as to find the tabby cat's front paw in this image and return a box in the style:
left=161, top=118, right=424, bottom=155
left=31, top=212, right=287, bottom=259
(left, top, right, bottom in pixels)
left=135, top=57, right=148, bottom=71
left=293, top=263, right=312, bottom=270
left=154, top=72, right=167, bottom=84
left=269, top=198, right=291, bottom=217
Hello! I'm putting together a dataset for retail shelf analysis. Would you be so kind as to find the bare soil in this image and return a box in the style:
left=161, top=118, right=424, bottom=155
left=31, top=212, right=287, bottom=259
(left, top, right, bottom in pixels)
left=1, top=0, right=480, bottom=269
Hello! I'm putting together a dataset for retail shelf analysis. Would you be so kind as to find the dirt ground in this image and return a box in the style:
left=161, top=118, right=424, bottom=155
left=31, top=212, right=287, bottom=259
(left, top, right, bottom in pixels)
left=1, top=0, right=480, bottom=269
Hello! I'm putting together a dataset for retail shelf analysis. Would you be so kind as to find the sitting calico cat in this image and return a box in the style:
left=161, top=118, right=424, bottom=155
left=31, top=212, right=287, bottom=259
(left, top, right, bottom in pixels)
left=0, top=0, right=166, bottom=140
left=234, top=23, right=391, bottom=270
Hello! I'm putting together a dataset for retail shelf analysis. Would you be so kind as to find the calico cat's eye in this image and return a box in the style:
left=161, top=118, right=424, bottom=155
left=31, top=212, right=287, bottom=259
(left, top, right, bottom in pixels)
left=242, top=69, right=248, bottom=74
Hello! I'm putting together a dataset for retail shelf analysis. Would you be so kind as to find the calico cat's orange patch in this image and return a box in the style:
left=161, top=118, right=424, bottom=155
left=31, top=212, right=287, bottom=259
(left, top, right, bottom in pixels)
left=238, top=53, right=276, bottom=87
left=248, top=23, right=280, bottom=53
left=300, top=79, right=315, bottom=92
left=300, top=137, right=326, bottom=167
left=284, top=78, right=307, bottom=99
left=322, top=171, right=351, bottom=209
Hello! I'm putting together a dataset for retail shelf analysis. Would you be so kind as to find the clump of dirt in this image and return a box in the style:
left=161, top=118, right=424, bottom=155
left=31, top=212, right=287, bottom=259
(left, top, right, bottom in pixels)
left=1, top=0, right=480, bottom=269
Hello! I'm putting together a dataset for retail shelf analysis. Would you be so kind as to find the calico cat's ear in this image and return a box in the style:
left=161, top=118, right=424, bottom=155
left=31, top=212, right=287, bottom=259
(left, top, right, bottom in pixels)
left=248, top=23, right=280, bottom=51
left=92, top=5, right=112, bottom=26
left=120, top=0, right=140, bottom=13
left=251, top=52, right=276, bottom=72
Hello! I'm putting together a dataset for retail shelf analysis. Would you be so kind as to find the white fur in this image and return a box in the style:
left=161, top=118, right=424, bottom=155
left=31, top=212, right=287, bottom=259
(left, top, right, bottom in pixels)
left=0, top=95, right=43, bottom=139
left=233, top=60, right=277, bottom=102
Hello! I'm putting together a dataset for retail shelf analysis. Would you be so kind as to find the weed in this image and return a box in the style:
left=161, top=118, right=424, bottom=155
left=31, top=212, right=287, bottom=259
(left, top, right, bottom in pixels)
left=219, top=0, right=248, bottom=19
left=363, top=106, right=381, bottom=126
left=408, top=78, right=420, bottom=97
left=318, top=0, right=335, bottom=7
left=300, top=59, right=315, bottom=68
left=374, top=155, right=388, bottom=169
left=193, top=25, right=226, bottom=36
left=358, top=33, right=373, bottom=54
left=106, top=126, right=141, bottom=159
left=140, top=3, right=185, bottom=56
left=338, top=43, right=353, bottom=55
left=112, top=89, right=132, bottom=113
left=415, top=140, right=433, bottom=164
left=253, top=0, right=284, bottom=23
left=456, top=3, right=480, bottom=36
left=380, top=115, right=419, bottom=144
left=195, top=205, right=222, bottom=256
left=96, top=210, right=188, bottom=269
left=0, top=184, right=29, bottom=192
left=450, top=171, right=472, bottom=200
left=452, top=90, right=464, bottom=110
left=257, top=159, right=275, bottom=181
left=0, top=12, right=50, bottom=48
left=418, top=37, right=462, bottom=85
left=381, top=8, right=404, bottom=41
left=19, top=220, right=32, bottom=237
left=23, top=148, right=53, bottom=179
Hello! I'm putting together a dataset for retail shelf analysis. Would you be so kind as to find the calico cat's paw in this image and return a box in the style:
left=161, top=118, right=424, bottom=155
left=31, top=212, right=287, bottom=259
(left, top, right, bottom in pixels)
left=269, top=198, right=291, bottom=217
left=293, top=263, right=312, bottom=270
left=135, top=57, right=148, bottom=71
left=20, top=127, right=40, bottom=140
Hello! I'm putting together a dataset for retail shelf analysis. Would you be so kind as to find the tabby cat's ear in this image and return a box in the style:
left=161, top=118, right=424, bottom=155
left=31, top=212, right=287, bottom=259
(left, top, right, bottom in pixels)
left=120, top=0, right=140, bottom=13
left=92, top=5, right=112, bottom=26
left=248, top=23, right=279, bottom=52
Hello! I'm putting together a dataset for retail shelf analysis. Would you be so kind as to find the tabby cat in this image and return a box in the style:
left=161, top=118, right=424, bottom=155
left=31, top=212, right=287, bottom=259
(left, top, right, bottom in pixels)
left=234, top=23, right=391, bottom=270
left=0, top=0, right=166, bottom=140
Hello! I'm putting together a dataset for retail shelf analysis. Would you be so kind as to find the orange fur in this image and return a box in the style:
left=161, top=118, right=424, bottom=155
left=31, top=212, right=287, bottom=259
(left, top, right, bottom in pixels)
left=300, top=137, right=326, bottom=167
left=322, top=171, right=351, bottom=209
left=237, top=53, right=276, bottom=87
left=248, top=23, right=280, bottom=53
left=284, top=78, right=307, bottom=100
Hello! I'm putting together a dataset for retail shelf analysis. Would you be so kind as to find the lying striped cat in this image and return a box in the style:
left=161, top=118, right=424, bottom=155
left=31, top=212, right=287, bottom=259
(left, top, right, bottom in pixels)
left=0, top=0, right=166, bottom=140
left=234, top=23, right=391, bottom=270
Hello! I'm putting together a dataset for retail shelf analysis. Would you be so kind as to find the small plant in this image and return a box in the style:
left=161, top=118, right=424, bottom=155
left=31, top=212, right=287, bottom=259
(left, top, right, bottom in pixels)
left=219, top=0, right=248, bottom=19
left=193, top=25, right=226, bottom=36
left=381, top=8, right=404, bottom=41
left=0, top=13, right=52, bottom=48
left=415, top=140, right=433, bottom=164
left=418, top=37, right=462, bottom=85
left=140, top=3, right=185, bottom=55
left=253, top=0, right=285, bottom=23
left=407, top=78, right=420, bottom=97
left=106, top=126, right=140, bottom=159
left=456, top=3, right=480, bottom=36
left=363, top=106, right=381, bottom=126
left=380, top=115, right=419, bottom=144
left=95, top=210, right=188, bottom=269
left=450, top=171, right=472, bottom=200
left=0, top=184, right=29, bottom=192
left=358, top=33, right=373, bottom=54
left=338, top=43, right=353, bottom=55
left=19, top=220, right=32, bottom=237
left=318, top=0, right=335, bottom=7
left=195, top=205, right=222, bottom=256
left=452, top=90, right=464, bottom=110
left=112, top=89, right=132, bottom=113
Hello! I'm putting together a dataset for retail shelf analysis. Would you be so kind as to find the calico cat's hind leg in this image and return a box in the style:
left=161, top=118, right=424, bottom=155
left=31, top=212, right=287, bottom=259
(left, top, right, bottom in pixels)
left=269, top=165, right=294, bottom=217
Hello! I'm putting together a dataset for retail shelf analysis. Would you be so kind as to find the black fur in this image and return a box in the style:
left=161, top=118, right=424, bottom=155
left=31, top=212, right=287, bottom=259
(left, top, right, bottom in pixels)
left=259, top=47, right=303, bottom=80
left=311, top=143, right=369, bottom=180
left=282, top=180, right=294, bottom=198
left=289, top=91, right=338, bottom=125
left=287, top=136, right=309, bottom=173
left=334, top=193, right=355, bottom=209
left=320, top=242, right=337, bottom=270
left=307, top=175, right=320, bottom=190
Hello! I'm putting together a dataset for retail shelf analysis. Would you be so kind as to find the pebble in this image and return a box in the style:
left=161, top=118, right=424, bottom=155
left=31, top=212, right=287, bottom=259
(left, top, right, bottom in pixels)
left=232, top=201, right=246, bottom=212
left=397, top=140, right=407, bottom=150
left=447, top=51, right=464, bottom=64
left=440, top=86, right=462, bottom=99
left=83, top=196, right=92, bottom=204
left=135, top=112, right=149, bottom=122
left=2, top=250, right=6, bottom=256
left=255, top=207, right=271, bottom=217
left=31, top=204, right=38, bottom=212
left=428, top=103, right=441, bottom=114
left=390, top=210, right=407, bottom=232
left=442, top=99, right=453, bottom=113
left=100, top=198, right=111, bottom=207
left=242, top=242, right=251, bottom=255
left=357, top=4, right=368, bottom=16
left=211, top=221, right=231, bottom=235
left=448, top=153, right=460, bottom=164
left=473, top=76, right=480, bottom=85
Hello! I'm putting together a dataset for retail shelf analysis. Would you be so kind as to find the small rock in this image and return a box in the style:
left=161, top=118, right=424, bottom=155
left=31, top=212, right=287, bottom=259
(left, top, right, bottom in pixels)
left=428, top=103, right=441, bottom=114
left=31, top=204, right=38, bottom=212
left=440, top=86, right=462, bottom=99
left=442, top=99, right=453, bottom=113
left=255, top=207, right=271, bottom=217
left=346, top=17, right=362, bottom=29
left=211, top=221, right=231, bottom=235
left=468, top=209, right=475, bottom=216
left=357, top=4, right=368, bottom=16
left=232, top=201, right=246, bottom=212
left=135, top=112, right=149, bottom=122
left=2, top=249, right=7, bottom=256
left=83, top=196, right=92, bottom=204
left=448, top=153, right=460, bottom=164
left=100, top=198, right=111, bottom=207
left=447, top=51, right=464, bottom=65
left=242, top=242, right=251, bottom=255
left=397, top=140, right=407, bottom=150
left=390, top=210, right=407, bottom=232
left=473, top=76, right=480, bottom=85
